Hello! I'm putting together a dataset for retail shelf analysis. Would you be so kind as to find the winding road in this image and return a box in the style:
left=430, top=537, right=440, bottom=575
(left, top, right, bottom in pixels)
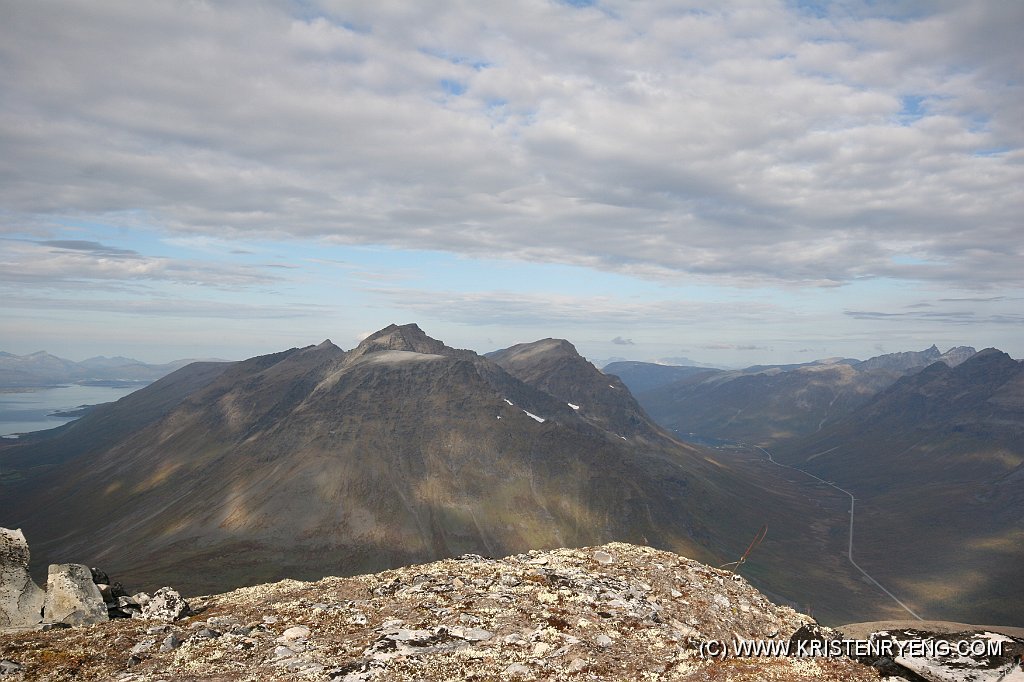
left=750, top=444, right=924, bottom=621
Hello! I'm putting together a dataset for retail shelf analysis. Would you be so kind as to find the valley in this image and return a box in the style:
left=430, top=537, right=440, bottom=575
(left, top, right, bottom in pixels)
left=629, top=347, right=1024, bottom=627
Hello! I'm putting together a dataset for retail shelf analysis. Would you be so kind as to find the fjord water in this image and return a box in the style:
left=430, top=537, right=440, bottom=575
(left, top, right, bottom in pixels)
left=0, top=384, right=141, bottom=437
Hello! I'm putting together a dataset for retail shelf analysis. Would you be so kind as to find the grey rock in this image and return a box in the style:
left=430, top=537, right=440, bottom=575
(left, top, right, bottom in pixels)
left=160, top=632, right=182, bottom=652
left=858, top=628, right=1024, bottom=682
left=593, top=550, right=614, bottom=564
left=789, top=621, right=840, bottom=647
left=192, top=627, right=220, bottom=639
left=140, top=587, right=189, bottom=621
left=504, top=662, right=531, bottom=677
left=499, top=574, right=521, bottom=587
left=0, top=660, right=24, bottom=676
left=130, top=638, right=156, bottom=656
left=38, top=622, right=71, bottom=631
left=274, top=645, right=296, bottom=658
left=96, top=584, right=112, bottom=602
left=42, top=563, right=108, bottom=626
left=594, top=633, right=613, bottom=648
left=0, top=528, right=44, bottom=629
left=451, top=626, right=493, bottom=642
left=566, top=657, right=588, bottom=673
left=388, top=628, right=433, bottom=643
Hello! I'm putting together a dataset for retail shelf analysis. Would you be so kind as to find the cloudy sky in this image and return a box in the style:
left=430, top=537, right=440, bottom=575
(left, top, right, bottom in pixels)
left=1, top=0, right=1021, bottom=366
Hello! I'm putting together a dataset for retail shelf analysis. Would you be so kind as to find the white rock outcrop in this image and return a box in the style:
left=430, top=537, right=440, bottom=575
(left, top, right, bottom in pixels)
left=41, top=563, right=108, bottom=626
left=0, top=528, right=44, bottom=629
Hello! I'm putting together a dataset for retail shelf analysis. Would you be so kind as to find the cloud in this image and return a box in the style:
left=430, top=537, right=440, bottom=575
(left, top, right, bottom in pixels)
left=0, top=238, right=280, bottom=289
left=611, top=336, right=634, bottom=345
left=700, top=343, right=771, bottom=351
left=0, top=2, right=1020, bottom=289
left=0, top=294, right=329, bottom=319
left=364, top=287, right=781, bottom=327
left=38, top=240, right=139, bottom=257
left=844, top=309, right=1024, bottom=325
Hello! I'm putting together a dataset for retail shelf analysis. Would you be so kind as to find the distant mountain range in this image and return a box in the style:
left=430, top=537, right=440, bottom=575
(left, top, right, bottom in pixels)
left=2, top=325, right=824, bottom=611
left=2, top=329, right=1020, bottom=626
left=609, top=344, right=1023, bottom=625
left=775, top=349, right=1024, bottom=625
left=612, top=345, right=978, bottom=445
left=0, top=351, right=220, bottom=388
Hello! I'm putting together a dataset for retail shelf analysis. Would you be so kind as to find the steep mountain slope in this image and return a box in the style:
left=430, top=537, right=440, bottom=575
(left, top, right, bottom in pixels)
left=0, top=325, right=772, bottom=600
left=0, top=361, right=231, bottom=473
left=780, top=348, right=1024, bottom=485
left=775, top=349, right=1024, bottom=625
left=600, top=361, right=717, bottom=394
left=632, top=347, right=976, bottom=445
left=487, top=339, right=657, bottom=437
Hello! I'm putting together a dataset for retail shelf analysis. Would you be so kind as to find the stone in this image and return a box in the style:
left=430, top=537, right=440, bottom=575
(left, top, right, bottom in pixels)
left=593, top=550, right=614, bottom=565
left=129, top=638, right=156, bottom=656
left=38, top=622, right=71, bottom=631
left=0, top=528, right=44, bottom=629
left=504, top=662, right=531, bottom=677
left=112, top=594, right=142, bottom=619
left=42, top=563, right=108, bottom=626
left=566, top=657, right=588, bottom=673
left=280, top=625, right=311, bottom=641
left=192, top=627, right=220, bottom=639
left=140, top=586, right=189, bottom=621
left=499, top=573, right=521, bottom=587
left=89, top=567, right=109, bottom=585
left=451, top=626, right=493, bottom=641
left=789, top=622, right=840, bottom=647
left=856, top=628, right=1024, bottom=682
left=0, top=659, right=24, bottom=676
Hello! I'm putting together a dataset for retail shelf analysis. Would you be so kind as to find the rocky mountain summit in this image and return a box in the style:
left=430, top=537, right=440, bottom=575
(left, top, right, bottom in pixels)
left=0, top=542, right=872, bottom=681
left=3, top=541, right=1020, bottom=681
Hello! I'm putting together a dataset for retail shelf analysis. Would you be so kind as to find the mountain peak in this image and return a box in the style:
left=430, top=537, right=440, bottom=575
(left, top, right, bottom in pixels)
left=352, top=323, right=448, bottom=357
left=959, top=347, right=1018, bottom=372
left=938, top=345, right=976, bottom=367
left=488, top=338, right=582, bottom=363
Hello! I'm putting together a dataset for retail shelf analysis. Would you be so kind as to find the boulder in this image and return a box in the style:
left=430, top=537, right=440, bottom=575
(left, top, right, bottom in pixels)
left=42, top=563, right=108, bottom=626
left=0, top=528, right=44, bottom=629
left=857, top=628, right=1024, bottom=682
left=140, top=587, right=190, bottom=621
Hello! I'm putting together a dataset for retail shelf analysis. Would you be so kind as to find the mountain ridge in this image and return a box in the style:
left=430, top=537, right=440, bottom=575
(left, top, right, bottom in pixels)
left=1, top=326, right=737, bottom=599
left=0, top=350, right=224, bottom=388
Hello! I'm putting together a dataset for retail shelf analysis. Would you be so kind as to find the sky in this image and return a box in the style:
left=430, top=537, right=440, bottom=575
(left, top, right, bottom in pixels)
left=1, top=0, right=1021, bottom=367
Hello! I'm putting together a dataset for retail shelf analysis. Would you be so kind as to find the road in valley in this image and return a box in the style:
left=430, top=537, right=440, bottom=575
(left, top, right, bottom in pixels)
left=750, top=444, right=924, bottom=621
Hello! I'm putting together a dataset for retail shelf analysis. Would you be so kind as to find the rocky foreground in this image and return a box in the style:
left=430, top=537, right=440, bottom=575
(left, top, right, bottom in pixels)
left=2, top=542, right=1022, bottom=681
